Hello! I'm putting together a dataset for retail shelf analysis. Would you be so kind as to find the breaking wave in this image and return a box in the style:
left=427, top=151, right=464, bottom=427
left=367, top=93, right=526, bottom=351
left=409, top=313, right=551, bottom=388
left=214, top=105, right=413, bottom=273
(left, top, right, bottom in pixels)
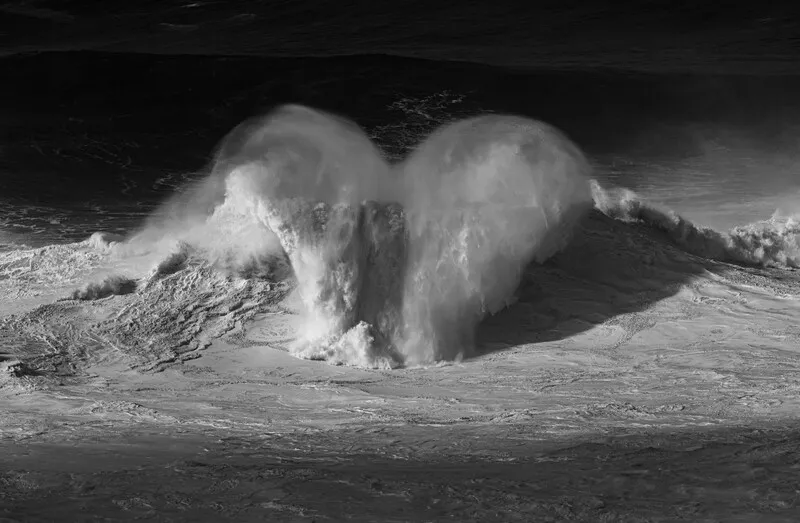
left=69, top=274, right=137, bottom=301
left=2, top=104, right=798, bottom=370
left=120, top=105, right=594, bottom=367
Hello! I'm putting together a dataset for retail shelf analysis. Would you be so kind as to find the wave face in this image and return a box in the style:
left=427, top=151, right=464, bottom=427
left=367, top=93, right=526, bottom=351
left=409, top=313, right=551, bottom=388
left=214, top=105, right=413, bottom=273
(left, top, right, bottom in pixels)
left=181, top=105, right=593, bottom=367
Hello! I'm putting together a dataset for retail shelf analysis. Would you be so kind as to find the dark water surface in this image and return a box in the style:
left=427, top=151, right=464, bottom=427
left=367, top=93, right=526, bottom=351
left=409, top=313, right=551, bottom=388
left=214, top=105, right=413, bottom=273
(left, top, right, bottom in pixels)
left=2, top=1, right=798, bottom=74
left=1, top=51, right=799, bottom=244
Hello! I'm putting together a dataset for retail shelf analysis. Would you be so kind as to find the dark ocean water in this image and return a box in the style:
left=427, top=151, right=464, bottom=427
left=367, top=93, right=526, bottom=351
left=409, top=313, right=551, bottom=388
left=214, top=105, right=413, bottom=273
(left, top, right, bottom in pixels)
left=1, top=3, right=799, bottom=245
left=2, top=1, right=799, bottom=73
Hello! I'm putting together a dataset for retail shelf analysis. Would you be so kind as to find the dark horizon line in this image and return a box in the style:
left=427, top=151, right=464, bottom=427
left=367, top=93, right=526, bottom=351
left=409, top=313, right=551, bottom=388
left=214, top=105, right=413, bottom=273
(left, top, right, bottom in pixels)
left=4, top=47, right=800, bottom=79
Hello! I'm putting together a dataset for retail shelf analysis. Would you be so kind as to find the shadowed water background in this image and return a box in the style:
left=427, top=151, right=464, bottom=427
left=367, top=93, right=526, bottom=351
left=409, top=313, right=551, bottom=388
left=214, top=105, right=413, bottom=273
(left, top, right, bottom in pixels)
left=1, top=51, right=799, bottom=247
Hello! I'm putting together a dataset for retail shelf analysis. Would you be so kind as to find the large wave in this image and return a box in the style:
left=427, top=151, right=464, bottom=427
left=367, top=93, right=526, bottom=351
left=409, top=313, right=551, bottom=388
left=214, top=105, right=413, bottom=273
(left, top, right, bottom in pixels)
left=124, top=105, right=593, bottom=367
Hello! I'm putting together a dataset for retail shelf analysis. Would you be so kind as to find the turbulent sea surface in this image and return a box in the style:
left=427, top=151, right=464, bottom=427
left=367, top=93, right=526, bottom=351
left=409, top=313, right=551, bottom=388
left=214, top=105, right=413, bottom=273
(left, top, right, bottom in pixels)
left=2, top=25, right=800, bottom=519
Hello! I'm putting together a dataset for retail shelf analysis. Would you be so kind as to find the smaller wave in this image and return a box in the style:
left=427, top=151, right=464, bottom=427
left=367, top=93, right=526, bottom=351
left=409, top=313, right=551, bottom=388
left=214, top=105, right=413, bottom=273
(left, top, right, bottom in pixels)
left=70, top=275, right=137, bottom=301
left=159, top=23, right=200, bottom=32
left=0, top=228, right=30, bottom=253
left=150, top=244, right=191, bottom=278
left=0, top=236, right=111, bottom=285
left=86, top=231, right=126, bottom=252
left=591, top=180, right=800, bottom=268
left=0, top=242, right=24, bottom=254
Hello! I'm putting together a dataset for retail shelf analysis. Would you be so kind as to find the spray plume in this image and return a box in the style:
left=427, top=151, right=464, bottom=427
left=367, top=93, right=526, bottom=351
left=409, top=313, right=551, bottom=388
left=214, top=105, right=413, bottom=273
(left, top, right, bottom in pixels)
left=126, top=105, right=593, bottom=367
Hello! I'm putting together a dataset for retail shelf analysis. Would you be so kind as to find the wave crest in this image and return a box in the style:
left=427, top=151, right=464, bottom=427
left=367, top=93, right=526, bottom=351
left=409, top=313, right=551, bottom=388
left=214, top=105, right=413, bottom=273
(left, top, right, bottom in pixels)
left=591, top=180, right=800, bottom=268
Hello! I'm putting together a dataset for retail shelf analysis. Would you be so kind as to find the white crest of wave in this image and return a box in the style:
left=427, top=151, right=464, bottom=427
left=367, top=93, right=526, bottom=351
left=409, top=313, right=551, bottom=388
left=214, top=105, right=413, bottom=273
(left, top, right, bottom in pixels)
left=591, top=181, right=800, bottom=268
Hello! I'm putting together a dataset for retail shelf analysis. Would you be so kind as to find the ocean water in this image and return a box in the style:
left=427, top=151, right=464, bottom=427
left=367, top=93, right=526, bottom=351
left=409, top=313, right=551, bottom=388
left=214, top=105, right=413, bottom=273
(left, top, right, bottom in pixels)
left=2, top=2, right=798, bottom=73
left=5, top=9, right=800, bottom=520
left=1, top=25, right=800, bottom=366
left=1, top=51, right=798, bottom=244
